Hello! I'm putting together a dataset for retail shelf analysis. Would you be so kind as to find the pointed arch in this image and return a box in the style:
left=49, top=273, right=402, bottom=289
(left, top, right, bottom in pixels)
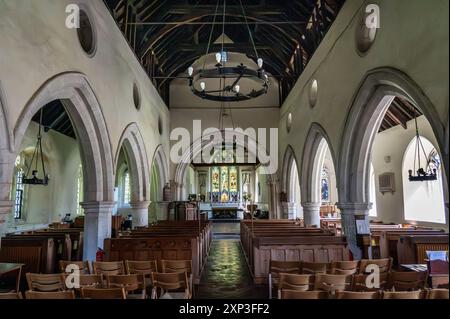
left=281, top=145, right=300, bottom=202
left=338, top=68, right=447, bottom=206
left=150, top=145, right=169, bottom=202
left=12, top=72, right=115, bottom=203
left=115, top=123, right=150, bottom=202
left=300, top=123, right=338, bottom=204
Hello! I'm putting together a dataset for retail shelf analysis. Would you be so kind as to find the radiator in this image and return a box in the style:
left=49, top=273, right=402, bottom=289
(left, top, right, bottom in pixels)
left=416, top=244, right=449, bottom=263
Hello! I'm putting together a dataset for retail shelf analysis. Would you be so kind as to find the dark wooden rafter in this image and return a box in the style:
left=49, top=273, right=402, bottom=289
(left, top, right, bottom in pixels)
left=378, top=97, right=423, bottom=133
left=104, top=0, right=345, bottom=106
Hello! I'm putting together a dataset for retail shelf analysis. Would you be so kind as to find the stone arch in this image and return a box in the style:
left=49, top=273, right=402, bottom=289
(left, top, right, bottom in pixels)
left=13, top=72, right=115, bottom=203
left=150, top=144, right=169, bottom=202
left=115, top=123, right=150, bottom=203
left=300, top=123, right=338, bottom=203
left=300, top=123, right=338, bottom=226
left=281, top=145, right=299, bottom=198
left=280, top=145, right=302, bottom=219
left=337, top=67, right=447, bottom=258
left=174, top=131, right=280, bottom=218
left=11, top=72, right=115, bottom=260
left=338, top=68, right=447, bottom=206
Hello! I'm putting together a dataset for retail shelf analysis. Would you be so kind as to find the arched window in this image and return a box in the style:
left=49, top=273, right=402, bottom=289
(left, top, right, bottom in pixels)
left=76, top=165, right=84, bottom=215
left=13, top=155, right=26, bottom=220
left=369, top=163, right=378, bottom=217
left=321, top=166, right=330, bottom=202
left=123, top=170, right=131, bottom=205
left=402, top=137, right=446, bottom=224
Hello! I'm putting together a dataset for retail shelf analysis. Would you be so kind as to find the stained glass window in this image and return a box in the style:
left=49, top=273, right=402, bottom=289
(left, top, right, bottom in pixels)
left=221, top=167, right=229, bottom=192
left=14, top=168, right=24, bottom=219
left=123, top=170, right=131, bottom=205
left=321, top=166, right=330, bottom=202
left=229, top=167, right=238, bottom=192
left=212, top=167, right=220, bottom=192
left=76, top=165, right=84, bottom=215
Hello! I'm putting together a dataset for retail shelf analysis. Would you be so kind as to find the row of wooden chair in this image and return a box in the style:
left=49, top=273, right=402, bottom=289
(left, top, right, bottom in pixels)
left=280, top=289, right=449, bottom=299
left=268, top=258, right=427, bottom=299
left=59, top=260, right=191, bottom=276
left=3, top=271, right=191, bottom=299
left=60, top=259, right=193, bottom=297
left=275, top=272, right=429, bottom=299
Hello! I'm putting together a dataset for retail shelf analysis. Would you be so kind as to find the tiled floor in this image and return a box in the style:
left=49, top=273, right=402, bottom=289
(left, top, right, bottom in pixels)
left=196, top=230, right=268, bottom=299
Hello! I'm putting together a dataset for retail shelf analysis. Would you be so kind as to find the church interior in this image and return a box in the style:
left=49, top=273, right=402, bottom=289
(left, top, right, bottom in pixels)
left=0, top=0, right=448, bottom=301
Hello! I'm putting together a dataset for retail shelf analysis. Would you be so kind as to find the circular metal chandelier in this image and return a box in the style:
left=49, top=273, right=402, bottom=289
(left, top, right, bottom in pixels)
left=187, top=0, right=269, bottom=102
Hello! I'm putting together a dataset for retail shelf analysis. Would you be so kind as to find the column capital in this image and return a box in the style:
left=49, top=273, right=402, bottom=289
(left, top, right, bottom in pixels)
left=129, top=201, right=150, bottom=209
left=81, top=201, right=116, bottom=214
left=337, top=202, right=372, bottom=212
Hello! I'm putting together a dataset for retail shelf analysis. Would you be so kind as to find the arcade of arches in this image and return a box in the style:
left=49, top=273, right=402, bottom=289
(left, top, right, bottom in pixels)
left=0, top=0, right=448, bottom=300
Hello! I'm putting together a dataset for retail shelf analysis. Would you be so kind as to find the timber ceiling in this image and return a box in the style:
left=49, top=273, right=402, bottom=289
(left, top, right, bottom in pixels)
left=104, top=0, right=345, bottom=106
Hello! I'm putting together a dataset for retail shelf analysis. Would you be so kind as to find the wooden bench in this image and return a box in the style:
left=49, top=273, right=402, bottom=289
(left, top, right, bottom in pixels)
left=240, top=220, right=349, bottom=284
left=104, top=221, right=212, bottom=285
left=0, top=237, right=55, bottom=274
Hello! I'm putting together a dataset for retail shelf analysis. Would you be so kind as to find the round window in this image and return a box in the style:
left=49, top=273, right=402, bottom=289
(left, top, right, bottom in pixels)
left=77, top=10, right=96, bottom=56
left=158, top=116, right=163, bottom=135
left=133, top=83, right=141, bottom=110
left=356, top=7, right=378, bottom=54
left=309, top=79, right=318, bottom=108
left=286, top=113, right=293, bottom=133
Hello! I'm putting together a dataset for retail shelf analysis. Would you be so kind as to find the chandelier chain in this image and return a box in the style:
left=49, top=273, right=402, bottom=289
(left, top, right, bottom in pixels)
left=239, top=0, right=259, bottom=60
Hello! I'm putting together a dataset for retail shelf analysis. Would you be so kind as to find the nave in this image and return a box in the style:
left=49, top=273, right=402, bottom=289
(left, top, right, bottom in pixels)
left=0, top=0, right=449, bottom=303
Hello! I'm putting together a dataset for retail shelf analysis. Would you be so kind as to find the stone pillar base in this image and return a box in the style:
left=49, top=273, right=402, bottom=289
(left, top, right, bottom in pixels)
left=337, top=202, right=372, bottom=260
left=302, top=202, right=321, bottom=227
left=81, top=201, right=115, bottom=261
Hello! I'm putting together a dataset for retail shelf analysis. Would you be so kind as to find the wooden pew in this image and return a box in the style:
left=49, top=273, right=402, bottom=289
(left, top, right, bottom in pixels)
left=240, top=220, right=349, bottom=284
left=0, top=237, right=55, bottom=274
left=34, top=229, right=84, bottom=261
left=368, top=228, right=445, bottom=267
left=5, top=233, right=71, bottom=273
left=104, top=221, right=212, bottom=285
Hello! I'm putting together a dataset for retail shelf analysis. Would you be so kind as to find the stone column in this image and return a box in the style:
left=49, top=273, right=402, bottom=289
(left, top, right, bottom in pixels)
left=0, top=200, right=13, bottom=247
left=81, top=201, right=115, bottom=261
left=129, top=201, right=149, bottom=228
left=302, top=202, right=321, bottom=227
left=267, top=179, right=280, bottom=219
left=337, top=202, right=371, bottom=260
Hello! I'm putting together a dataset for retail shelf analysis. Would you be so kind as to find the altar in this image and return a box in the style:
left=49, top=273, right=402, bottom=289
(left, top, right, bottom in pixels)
left=211, top=203, right=243, bottom=219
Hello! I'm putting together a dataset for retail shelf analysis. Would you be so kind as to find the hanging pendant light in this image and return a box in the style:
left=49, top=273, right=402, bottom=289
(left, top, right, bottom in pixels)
left=22, top=108, right=50, bottom=186
left=408, top=108, right=437, bottom=182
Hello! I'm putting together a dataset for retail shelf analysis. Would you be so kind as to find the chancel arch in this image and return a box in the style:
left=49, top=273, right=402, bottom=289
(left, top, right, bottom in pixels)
left=114, top=123, right=150, bottom=227
left=174, top=130, right=279, bottom=219
left=338, top=68, right=449, bottom=259
left=300, top=123, right=338, bottom=227
left=10, top=72, right=115, bottom=261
